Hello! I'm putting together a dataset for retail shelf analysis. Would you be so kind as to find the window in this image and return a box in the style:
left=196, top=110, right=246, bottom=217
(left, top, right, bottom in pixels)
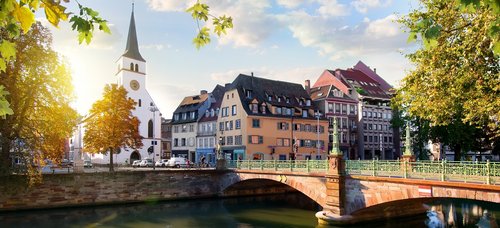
left=363, top=135, right=367, bottom=142
left=363, top=123, right=367, bottom=130
left=368, top=112, right=372, bottom=118
left=204, top=138, right=208, bottom=147
left=389, top=136, right=392, bottom=142
left=174, top=114, right=179, bottom=121
left=268, top=95, right=272, bottom=101
left=275, top=107, right=282, bottom=114
left=305, top=124, right=311, bottom=132
left=368, top=136, right=372, bottom=142
left=261, top=105, right=266, bottom=114
left=248, top=135, right=263, bottom=144
left=306, top=99, right=311, bottom=106
left=229, top=121, right=233, bottom=130
left=211, top=109, right=215, bottom=117
left=182, top=113, right=187, bottom=120
left=335, top=103, right=340, bottom=113
left=209, top=138, right=214, bottom=147
left=276, top=138, right=283, bottom=146
left=235, top=119, right=241, bottom=129
left=283, top=138, right=290, bottom=146
left=235, top=135, right=243, bottom=145
left=328, top=103, right=334, bottom=113
left=302, top=109, right=308, bottom=117
left=368, top=124, right=373, bottom=130
left=251, top=104, right=258, bottom=113
left=191, top=112, right=195, bottom=119
left=293, top=124, right=301, bottom=131
left=174, top=138, right=178, bottom=147
left=134, top=64, right=138, bottom=72
left=276, top=138, right=290, bottom=147
left=181, top=138, right=186, bottom=146
left=232, top=105, right=237, bottom=115
left=222, top=107, right=229, bottom=117
left=225, top=121, right=230, bottom=131
left=246, top=90, right=252, bottom=98
left=189, top=125, right=194, bottom=132
left=219, top=122, right=224, bottom=132
left=138, top=99, right=142, bottom=107
left=252, top=119, right=260, bottom=128
left=378, top=112, right=382, bottom=118
left=220, top=137, right=225, bottom=145
left=130, top=63, right=133, bottom=70
left=342, top=104, right=347, bottom=114
left=299, top=100, right=303, bottom=105
left=374, top=136, right=378, bottom=143
left=198, top=138, right=203, bottom=147
left=286, top=108, right=292, bottom=115
left=205, top=110, right=209, bottom=118
left=286, top=97, right=290, bottom=103
left=350, top=105, right=356, bottom=115
left=278, top=97, right=281, bottom=102
left=227, top=136, right=233, bottom=145
left=363, top=111, right=366, bottom=117
left=174, top=126, right=179, bottom=133
left=148, top=120, right=153, bottom=137
left=277, top=122, right=288, bottom=130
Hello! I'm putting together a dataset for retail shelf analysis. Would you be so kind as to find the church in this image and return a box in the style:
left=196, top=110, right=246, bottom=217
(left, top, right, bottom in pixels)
left=83, top=6, right=162, bottom=165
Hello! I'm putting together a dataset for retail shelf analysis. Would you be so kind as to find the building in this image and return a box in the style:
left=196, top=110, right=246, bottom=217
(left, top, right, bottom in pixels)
left=311, top=61, right=399, bottom=160
left=171, top=91, right=211, bottom=162
left=160, top=118, right=172, bottom=159
left=195, top=85, right=227, bottom=166
left=309, top=82, right=359, bottom=159
left=217, top=74, right=329, bottom=161
left=91, top=7, right=161, bottom=165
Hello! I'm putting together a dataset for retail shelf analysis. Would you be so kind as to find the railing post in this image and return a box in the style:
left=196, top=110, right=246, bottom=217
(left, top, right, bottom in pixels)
left=372, top=158, right=376, bottom=176
left=486, top=160, right=491, bottom=185
left=441, top=159, right=446, bottom=181
left=326, top=159, right=329, bottom=172
left=307, top=159, right=310, bottom=173
left=274, top=159, right=277, bottom=171
left=403, top=160, right=408, bottom=179
left=260, top=159, right=264, bottom=170
left=248, top=160, right=251, bottom=170
left=290, top=160, right=293, bottom=172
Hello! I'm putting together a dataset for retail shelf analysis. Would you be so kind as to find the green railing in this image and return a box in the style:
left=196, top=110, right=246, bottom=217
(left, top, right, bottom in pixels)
left=345, top=159, right=500, bottom=185
left=227, top=160, right=329, bottom=173
left=228, top=159, right=500, bottom=185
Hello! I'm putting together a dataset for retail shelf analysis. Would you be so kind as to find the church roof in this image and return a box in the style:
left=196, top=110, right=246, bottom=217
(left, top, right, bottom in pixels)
left=122, top=6, right=145, bottom=62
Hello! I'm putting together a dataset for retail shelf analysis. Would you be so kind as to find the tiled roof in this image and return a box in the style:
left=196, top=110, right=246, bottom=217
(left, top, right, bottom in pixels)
left=199, top=84, right=228, bottom=122
left=337, top=69, right=391, bottom=99
left=228, top=74, right=319, bottom=118
left=310, top=85, right=356, bottom=102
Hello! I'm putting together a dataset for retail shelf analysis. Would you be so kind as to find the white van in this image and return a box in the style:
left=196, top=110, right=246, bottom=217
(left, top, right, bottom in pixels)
left=167, top=157, right=188, bottom=168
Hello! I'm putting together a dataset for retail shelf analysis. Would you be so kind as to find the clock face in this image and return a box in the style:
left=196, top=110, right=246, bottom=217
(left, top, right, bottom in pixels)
left=130, top=80, right=140, bottom=91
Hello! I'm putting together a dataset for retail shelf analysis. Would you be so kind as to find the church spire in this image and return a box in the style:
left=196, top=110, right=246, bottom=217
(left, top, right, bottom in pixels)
left=122, top=3, right=145, bottom=62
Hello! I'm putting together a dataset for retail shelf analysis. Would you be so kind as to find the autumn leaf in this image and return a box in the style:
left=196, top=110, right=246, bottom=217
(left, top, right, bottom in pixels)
left=13, top=3, right=35, bottom=33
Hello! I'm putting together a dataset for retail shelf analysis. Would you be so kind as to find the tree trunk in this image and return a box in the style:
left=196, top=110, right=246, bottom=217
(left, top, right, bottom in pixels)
left=453, top=144, right=462, bottom=161
left=109, top=147, right=114, bottom=172
left=0, top=139, right=12, bottom=176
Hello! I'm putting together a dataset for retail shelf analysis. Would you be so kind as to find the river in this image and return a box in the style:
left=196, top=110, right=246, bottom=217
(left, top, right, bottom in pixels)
left=0, top=193, right=498, bottom=227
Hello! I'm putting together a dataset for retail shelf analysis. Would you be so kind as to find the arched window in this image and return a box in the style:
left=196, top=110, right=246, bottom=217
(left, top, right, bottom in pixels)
left=135, top=64, right=139, bottom=72
left=148, top=119, right=153, bottom=138
left=130, top=63, right=134, bottom=70
left=138, top=99, right=142, bottom=107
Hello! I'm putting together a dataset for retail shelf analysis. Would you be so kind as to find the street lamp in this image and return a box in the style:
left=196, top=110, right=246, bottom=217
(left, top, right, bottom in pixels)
left=315, top=111, right=321, bottom=160
left=149, top=103, right=159, bottom=170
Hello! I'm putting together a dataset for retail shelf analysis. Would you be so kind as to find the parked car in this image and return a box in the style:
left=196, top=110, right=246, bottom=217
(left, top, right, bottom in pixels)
left=139, top=159, right=154, bottom=167
left=155, top=159, right=169, bottom=167
left=61, top=159, right=74, bottom=167
left=132, top=160, right=141, bottom=168
left=166, top=157, right=188, bottom=168
left=83, top=160, right=93, bottom=168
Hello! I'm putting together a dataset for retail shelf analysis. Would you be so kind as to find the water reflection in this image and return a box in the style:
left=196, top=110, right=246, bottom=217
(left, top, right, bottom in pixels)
left=425, top=199, right=499, bottom=228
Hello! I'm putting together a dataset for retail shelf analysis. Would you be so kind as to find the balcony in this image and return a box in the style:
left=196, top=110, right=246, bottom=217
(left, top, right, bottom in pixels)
left=197, top=131, right=216, bottom=137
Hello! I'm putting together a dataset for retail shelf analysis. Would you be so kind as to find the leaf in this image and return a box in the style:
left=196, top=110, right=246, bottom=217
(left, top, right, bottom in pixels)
left=492, top=40, right=500, bottom=55
left=42, top=0, right=68, bottom=27
left=13, top=4, right=35, bottom=33
left=78, top=31, right=93, bottom=44
left=186, top=1, right=209, bottom=21
left=193, top=27, right=211, bottom=49
left=424, top=25, right=442, bottom=40
left=0, top=85, right=14, bottom=118
left=407, top=31, right=418, bottom=43
left=0, top=40, right=16, bottom=60
left=99, top=21, right=111, bottom=34
left=0, top=59, right=6, bottom=72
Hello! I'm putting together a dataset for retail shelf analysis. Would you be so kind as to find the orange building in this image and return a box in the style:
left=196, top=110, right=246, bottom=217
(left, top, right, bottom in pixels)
left=217, top=74, right=329, bottom=161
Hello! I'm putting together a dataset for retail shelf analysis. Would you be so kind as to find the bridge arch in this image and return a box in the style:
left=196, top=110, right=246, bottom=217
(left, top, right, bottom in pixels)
left=220, top=171, right=328, bottom=208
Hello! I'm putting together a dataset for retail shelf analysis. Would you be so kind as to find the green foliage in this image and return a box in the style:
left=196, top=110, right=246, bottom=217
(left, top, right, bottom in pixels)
left=186, top=0, right=233, bottom=49
left=396, top=0, right=500, bottom=140
left=0, top=85, right=14, bottom=118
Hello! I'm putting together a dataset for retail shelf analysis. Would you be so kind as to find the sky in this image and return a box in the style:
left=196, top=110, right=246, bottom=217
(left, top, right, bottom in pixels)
left=45, top=0, right=419, bottom=118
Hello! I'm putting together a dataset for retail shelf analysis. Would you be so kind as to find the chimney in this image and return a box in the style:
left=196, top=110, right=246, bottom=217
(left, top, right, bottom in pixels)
left=305, top=79, right=311, bottom=93
left=374, top=68, right=377, bottom=74
left=200, top=90, right=207, bottom=95
left=251, top=72, right=254, bottom=76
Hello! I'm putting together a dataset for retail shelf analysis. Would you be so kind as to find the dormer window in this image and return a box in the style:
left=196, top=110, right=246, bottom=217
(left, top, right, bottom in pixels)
left=251, top=104, right=258, bottom=113
left=275, top=107, right=282, bottom=114
left=261, top=104, right=266, bottom=114
left=211, top=109, right=215, bottom=117
left=182, top=113, right=187, bottom=120
left=299, top=99, right=303, bottom=105
left=246, top=90, right=252, bottom=98
left=205, top=110, right=209, bottom=117
left=302, top=109, right=308, bottom=117
left=306, top=99, right=311, bottom=106
left=135, top=64, right=139, bottom=72
left=268, top=95, right=272, bottom=101
left=191, top=112, right=196, bottom=119
left=216, top=108, right=220, bottom=116
left=286, top=97, right=290, bottom=103
left=278, top=97, right=281, bottom=102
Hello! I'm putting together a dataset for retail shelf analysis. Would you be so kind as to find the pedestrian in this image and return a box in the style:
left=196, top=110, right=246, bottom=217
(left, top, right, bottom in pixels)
left=201, top=155, right=206, bottom=167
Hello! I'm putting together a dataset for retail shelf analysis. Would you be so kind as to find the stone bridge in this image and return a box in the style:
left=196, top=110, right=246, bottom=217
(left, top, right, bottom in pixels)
left=222, top=156, right=500, bottom=225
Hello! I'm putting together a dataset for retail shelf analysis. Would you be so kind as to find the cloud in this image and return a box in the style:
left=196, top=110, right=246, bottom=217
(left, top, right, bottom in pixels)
left=145, top=0, right=194, bottom=12
left=276, top=0, right=304, bottom=9
left=365, top=14, right=399, bottom=39
left=210, top=66, right=324, bottom=86
left=140, top=44, right=168, bottom=51
left=316, top=0, right=350, bottom=18
left=351, top=0, right=393, bottom=13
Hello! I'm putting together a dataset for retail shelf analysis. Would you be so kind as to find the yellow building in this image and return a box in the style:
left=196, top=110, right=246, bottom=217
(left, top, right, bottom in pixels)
left=217, top=74, right=329, bottom=161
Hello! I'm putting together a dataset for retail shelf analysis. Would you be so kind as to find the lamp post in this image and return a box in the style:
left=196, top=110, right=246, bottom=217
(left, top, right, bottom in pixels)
left=315, top=111, right=321, bottom=160
left=149, top=104, right=159, bottom=170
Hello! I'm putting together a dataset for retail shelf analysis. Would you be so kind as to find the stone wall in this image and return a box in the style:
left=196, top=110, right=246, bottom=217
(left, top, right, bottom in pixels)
left=0, top=170, right=227, bottom=211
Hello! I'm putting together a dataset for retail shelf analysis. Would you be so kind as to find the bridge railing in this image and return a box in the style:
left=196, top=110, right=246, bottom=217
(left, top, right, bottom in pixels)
left=345, top=159, right=500, bottom=185
left=227, top=160, right=329, bottom=172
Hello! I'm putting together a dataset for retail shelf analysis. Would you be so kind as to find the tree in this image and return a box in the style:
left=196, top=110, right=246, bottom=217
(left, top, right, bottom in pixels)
left=396, top=0, right=500, bottom=140
left=83, top=84, right=142, bottom=172
left=186, top=0, right=233, bottom=49
left=0, top=23, right=78, bottom=181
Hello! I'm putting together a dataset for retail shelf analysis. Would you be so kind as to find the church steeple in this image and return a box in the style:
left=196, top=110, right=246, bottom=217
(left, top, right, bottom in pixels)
left=122, top=3, right=145, bottom=62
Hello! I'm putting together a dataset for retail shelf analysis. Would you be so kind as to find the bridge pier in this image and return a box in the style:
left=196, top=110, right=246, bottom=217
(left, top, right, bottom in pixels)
left=316, top=154, right=353, bottom=225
